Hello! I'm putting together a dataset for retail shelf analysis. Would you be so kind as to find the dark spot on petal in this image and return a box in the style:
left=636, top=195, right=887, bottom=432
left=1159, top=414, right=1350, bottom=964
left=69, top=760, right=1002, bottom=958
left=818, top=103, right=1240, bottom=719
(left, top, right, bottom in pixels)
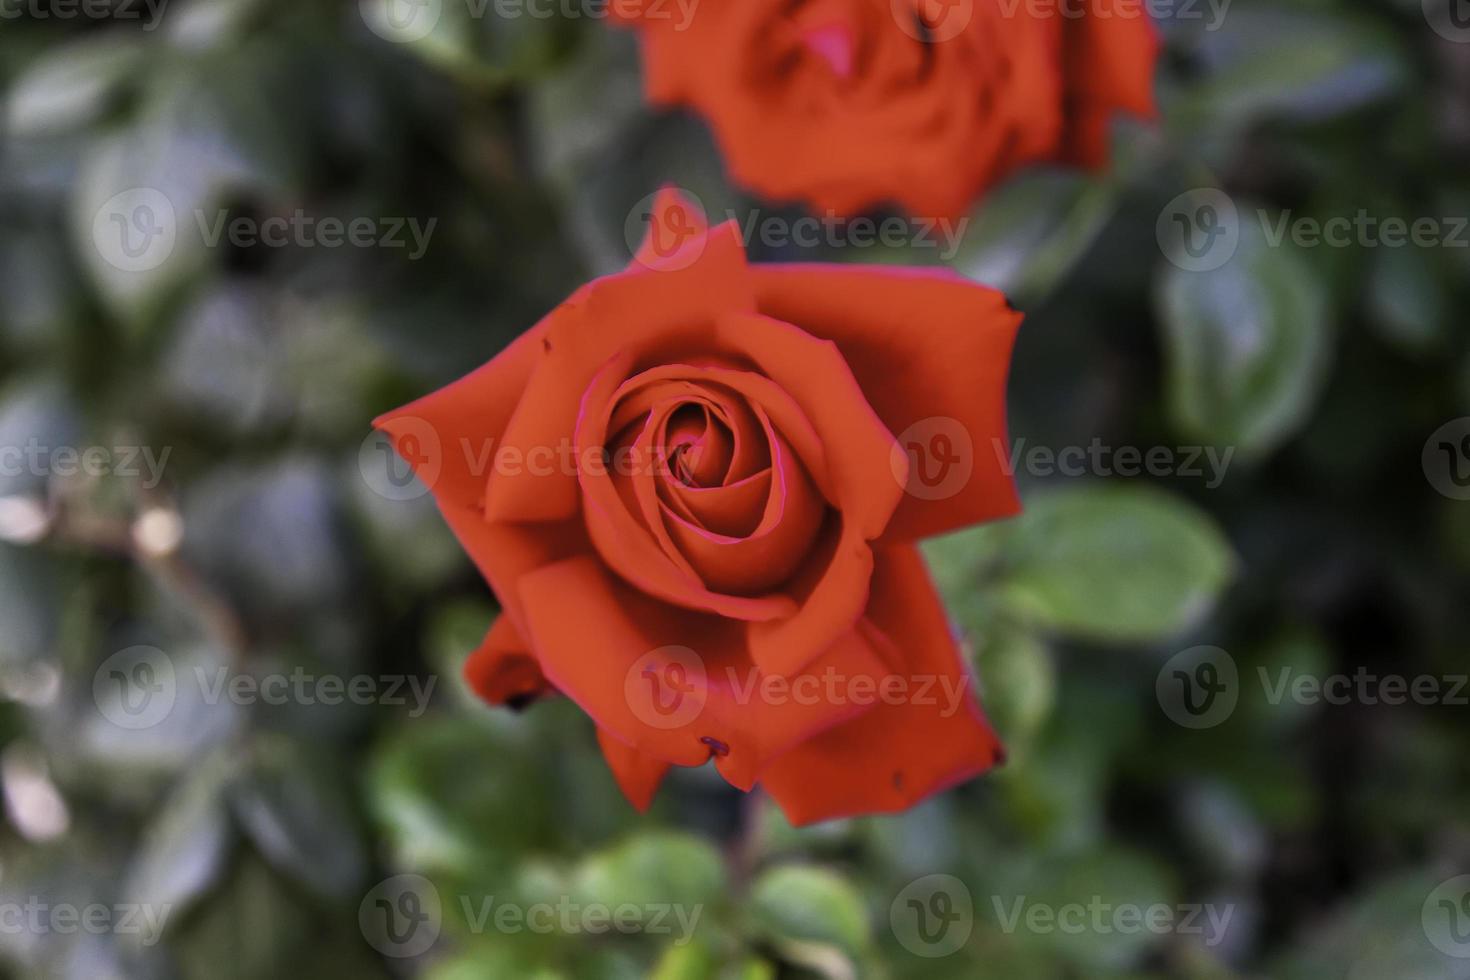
left=892, top=771, right=905, bottom=791
left=700, top=736, right=729, bottom=757
left=504, top=691, right=539, bottom=712
left=542, top=337, right=553, bottom=353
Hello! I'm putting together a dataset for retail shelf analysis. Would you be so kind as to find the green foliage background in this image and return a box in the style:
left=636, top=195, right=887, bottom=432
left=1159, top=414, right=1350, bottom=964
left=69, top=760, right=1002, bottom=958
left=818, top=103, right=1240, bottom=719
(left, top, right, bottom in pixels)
left=0, top=0, right=1468, bottom=977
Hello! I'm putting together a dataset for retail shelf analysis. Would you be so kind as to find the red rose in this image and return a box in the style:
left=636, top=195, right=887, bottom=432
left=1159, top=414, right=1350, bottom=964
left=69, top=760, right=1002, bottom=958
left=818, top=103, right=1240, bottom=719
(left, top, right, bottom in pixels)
left=612, top=0, right=1159, bottom=218
left=375, top=189, right=1021, bottom=824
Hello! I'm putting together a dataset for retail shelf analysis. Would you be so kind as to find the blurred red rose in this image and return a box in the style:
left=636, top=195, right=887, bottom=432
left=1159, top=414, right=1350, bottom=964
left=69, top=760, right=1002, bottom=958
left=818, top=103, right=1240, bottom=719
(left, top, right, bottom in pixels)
left=375, top=189, right=1022, bottom=824
left=612, top=0, right=1159, bottom=218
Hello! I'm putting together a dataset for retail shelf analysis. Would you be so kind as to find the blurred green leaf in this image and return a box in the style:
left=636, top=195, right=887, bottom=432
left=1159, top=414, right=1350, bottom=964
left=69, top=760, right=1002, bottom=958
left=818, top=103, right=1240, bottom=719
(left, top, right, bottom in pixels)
left=1174, top=9, right=1409, bottom=128
left=3, top=35, right=143, bottom=139
left=361, top=0, right=570, bottom=88
left=123, top=754, right=236, bottom=938
left=369, top=714, right=556, bottom=877
left=1156, top=212, right=1333, bottom=460
left=0, top=543, right=60, bottom=666
left=1271, top=869, right=1470, bottom=980
left=976, top=628, right=1056, bottom=760
left=1367, top=244, right=1447, bottom=354
left=228, top=736, right=368, bottom=899
left=749, top=865, right=870, bottom=970
left=954, top=169, right=1120, bottom=303
left=572, top=831, right=726, bottom=912
left=987, top=848, right=1179, bottom=971
left=994, top=485, right=1235, bottom=645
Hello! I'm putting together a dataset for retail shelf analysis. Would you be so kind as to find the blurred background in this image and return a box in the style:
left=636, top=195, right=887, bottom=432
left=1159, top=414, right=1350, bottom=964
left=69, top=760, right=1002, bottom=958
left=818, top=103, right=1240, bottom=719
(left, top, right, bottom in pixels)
left=1, top=0, right=1469, bottom=977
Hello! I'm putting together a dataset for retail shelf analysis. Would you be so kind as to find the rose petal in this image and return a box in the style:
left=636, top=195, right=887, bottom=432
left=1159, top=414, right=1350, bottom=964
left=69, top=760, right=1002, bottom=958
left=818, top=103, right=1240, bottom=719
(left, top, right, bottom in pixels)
left=759, top=543, right=1005, bottom=826
left=662, top=427, right=826, bottom=596
left=437, top=501, right=588, bottom=641
left=1060, top=1, right=1159, bottom=166
left=577, top=354, right=797, bottom=622
left=464, top=614, right=551, bottom=708
left=746, top=519, right=875, bottom=678
left=749, top=264, right=1023, bottom=541
left=597, top=727, right=670, bottom=812
left=482, top=213, right=755, bottom=524
left=715, top=312, right=902, bottom=540
left=516, top=554, right=891, bottom=791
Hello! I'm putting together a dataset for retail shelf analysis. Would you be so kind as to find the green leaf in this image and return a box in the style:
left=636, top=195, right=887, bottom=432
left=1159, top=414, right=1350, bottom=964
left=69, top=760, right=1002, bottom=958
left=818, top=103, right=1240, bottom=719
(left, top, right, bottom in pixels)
left=69, top=53, right=299, bottom=327
left=1156, top=211, right=1334, bottom=460
left=749, top=865, right=871, bottom=964
left=1366, top=244, right=1447, bottom=354
left=649, top=939, right=718, bottom=980
left=1271, top=869, right=1470, bottom=980
left=976, top=629, right=1056, bottom=759
left=228, top=736, right=368, bottom=899
left=1173, top=10, right=1409, bottom=129
left=0, top=544, right=60, bottom=667
left=953, top=169, right=1121, bottom=304
left=995, top=485, right=1235, bottom=645
left=572, top=831, right=727, bottom=913
left=986, top=848, right=1179, bottom=971
left=122, top=754, right=236, bottom=937
left=361, top=0, right=570, bottom=88
left=368, top=714, right=556, bottom=878
left=3, top=36, right=143, bottom=139
left=172, top=855, right=381, bottom=980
